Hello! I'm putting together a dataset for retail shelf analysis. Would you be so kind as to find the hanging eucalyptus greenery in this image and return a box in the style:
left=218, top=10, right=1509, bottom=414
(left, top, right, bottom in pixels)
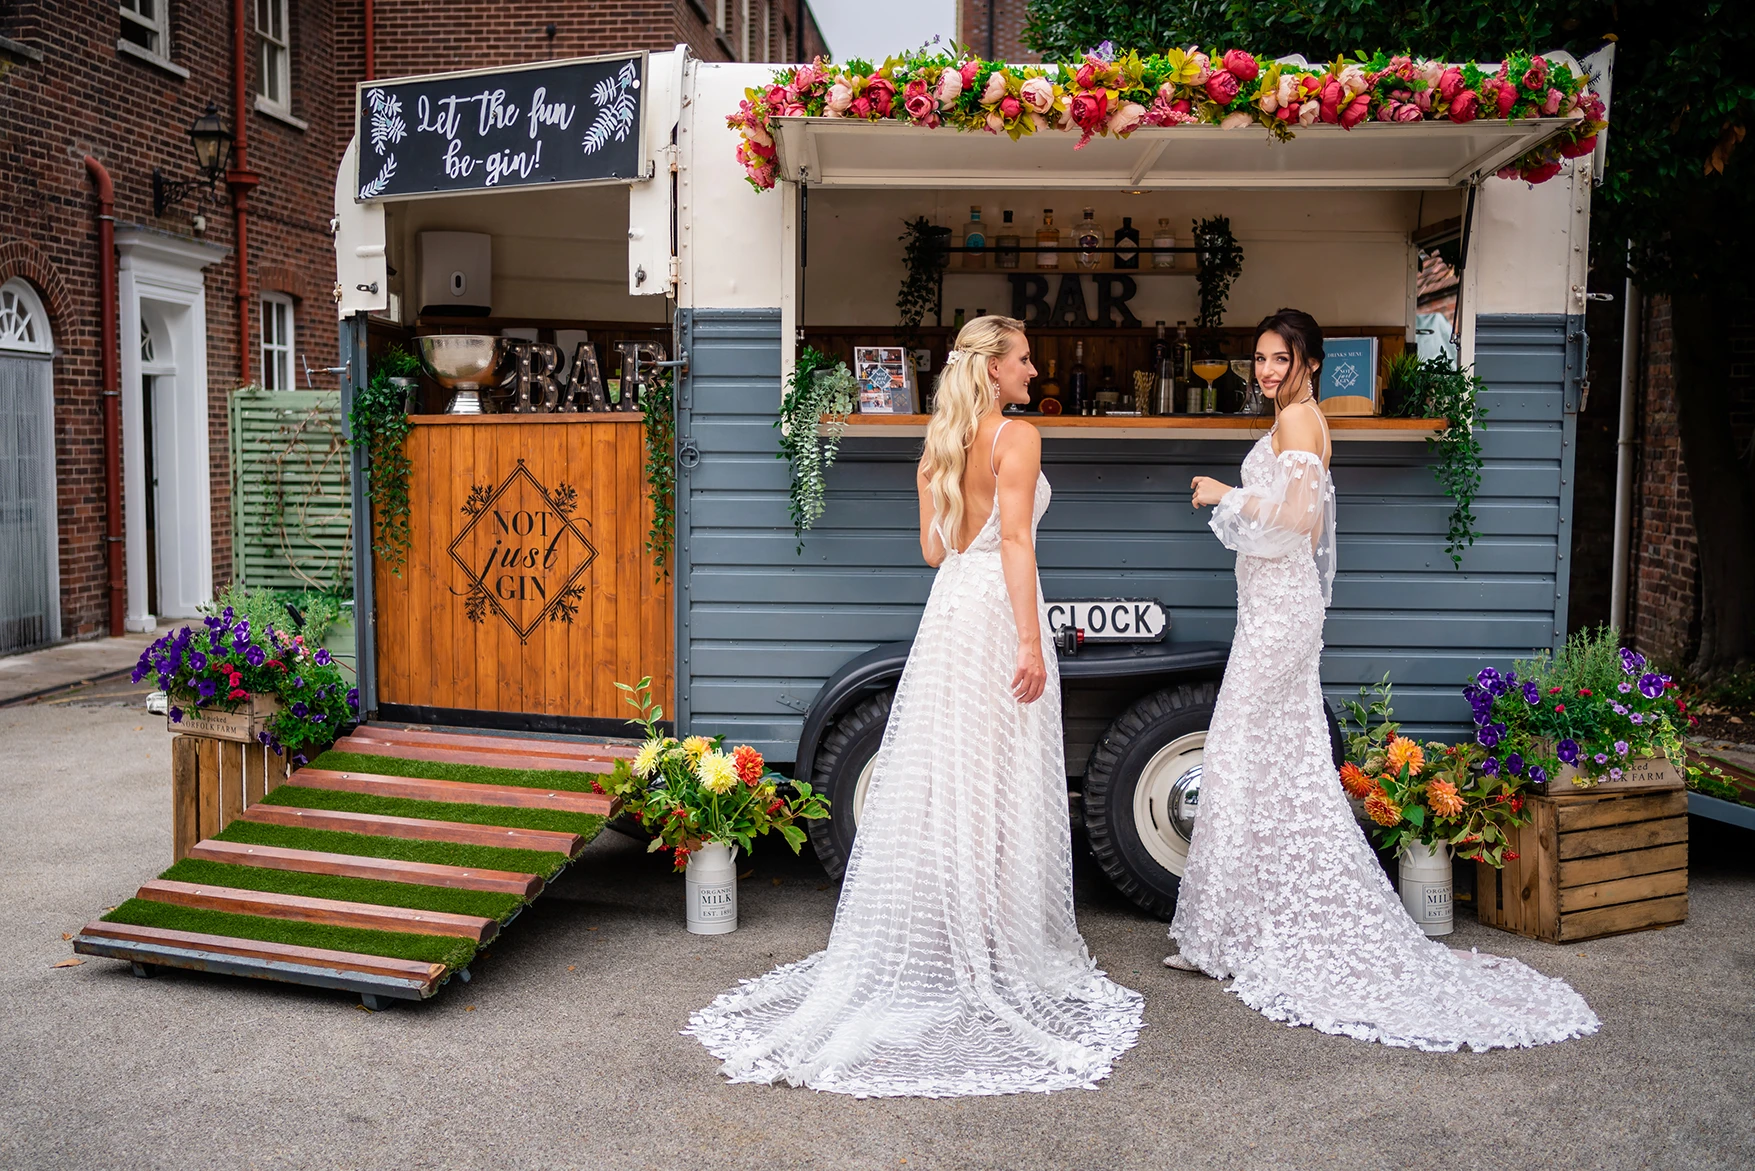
left=1387, top=353, right=1489, bottom=567
left=897, top=216, right=951, bottom=343
left=641, top=368, right=676, bottom=580
left=776, top=346, right=857, bottom=551
left=1192, top=215, right=1244, bottom=333
left=347, top=345, right=421, bottom=576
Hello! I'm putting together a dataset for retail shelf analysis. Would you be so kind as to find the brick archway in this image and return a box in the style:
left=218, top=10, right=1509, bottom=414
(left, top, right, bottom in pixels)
left=0, top=239, right=76, bottom=340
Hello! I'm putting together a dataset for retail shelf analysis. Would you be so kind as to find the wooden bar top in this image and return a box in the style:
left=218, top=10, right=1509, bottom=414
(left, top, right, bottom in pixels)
left=408, top=412, right=647, bottom=426
left=827, top=414, right=1447, bottom=441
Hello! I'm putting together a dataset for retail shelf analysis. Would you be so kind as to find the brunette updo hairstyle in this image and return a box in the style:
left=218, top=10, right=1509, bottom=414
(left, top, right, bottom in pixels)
left=1255, top=308, right=1325, bottom=414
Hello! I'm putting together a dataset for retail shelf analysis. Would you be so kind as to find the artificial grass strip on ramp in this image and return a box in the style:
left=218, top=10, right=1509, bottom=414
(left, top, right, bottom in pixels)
left=214, top=820, right=570, bottom=879
left=309, top=749, right=609, bottom=794
left=160, top=859, right=524, bottom=923
left=101, top=899, right=479, bottom=970
left=256, top=785, right=608, bottom=842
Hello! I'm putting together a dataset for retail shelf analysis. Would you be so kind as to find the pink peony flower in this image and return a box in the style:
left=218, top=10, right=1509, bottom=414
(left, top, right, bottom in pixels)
left=793, top=61, right=824, bottom=90
left=1497, top=164, right=1524, bottom=180
left=1338, top=64, right=1369, bottom=96
left=985, top=110, right=1005, bottom=134
left=866, top=77, right=896, bottom=117
left=980, top=72, right=1007, bottom=106
left=1339, top=93, right=1371, bottom=129
left=903, top=79, right=934, bottom=121
left=1188, top=51, right=1212, bottom=85
left=999, top=95, right=1022, bottom=119
left=1524, top=56, right=1549, bottom=89
left=746, top=123, right=773, bottom=149
left=1376, top=101, right=1401, bottom=123
left=1107, top=100, right=1147, bottom=135
left=1560, top=133, right=1598, bottom=159
left=959, top=60, right=980, bottom=87
left=1068, top=89, right=1109, bottom=146
left=1220, top=110, right=1253, bottom=130
left=1542, top=87, right=1563, bottom=116
left=1205, top=70, right=1241, bottom=105
left=1221, top=49, right=1259, bottom=82
left=1298, top=100, right=1320, bottom=126
left=749, top=162, right=775, bottom=189
left=1075, top=62, right=1097, bottom=90
left=1578, top=92, right=1606, bottom=123
left=936, top=68, right=963, bottom=109
left=1448, top=89, right=1480, bottom=123
left=1415, top=59, right=1444, bottom=88
left=1492, top=80, right=1516, bottom=117
left=1414, top=87, right=1434, bottom=112
left=849, top=95, right=872, bottom=119
left=1029, top=110, right=1051, bottom=131
left=1319, top=78, right=1343, bottom=123
left=765, top=84, right=789, bottom=109
left=1438, top=67, right=1465, bottom=101
left=826, top=80, right=854, bottom=114
left=1394, top=101, right=1423, bottom=123
left=1021, top=76, right=1055, bottom=113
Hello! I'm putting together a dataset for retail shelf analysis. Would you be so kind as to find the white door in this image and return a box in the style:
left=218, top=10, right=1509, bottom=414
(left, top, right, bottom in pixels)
left=0, top=279, right=60, bottom=654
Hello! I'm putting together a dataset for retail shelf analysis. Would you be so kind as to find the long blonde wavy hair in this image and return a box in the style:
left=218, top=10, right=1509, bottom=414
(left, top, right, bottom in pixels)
left=921, top=315, right=1027, bottom=548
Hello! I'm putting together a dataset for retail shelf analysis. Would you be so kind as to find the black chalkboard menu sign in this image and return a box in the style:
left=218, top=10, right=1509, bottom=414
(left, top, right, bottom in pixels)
left=354, top=52, right=646, bottom=202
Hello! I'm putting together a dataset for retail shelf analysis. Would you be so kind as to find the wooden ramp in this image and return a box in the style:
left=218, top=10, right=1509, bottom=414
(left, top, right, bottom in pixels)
left=75, top=724, right=625, bottom=1008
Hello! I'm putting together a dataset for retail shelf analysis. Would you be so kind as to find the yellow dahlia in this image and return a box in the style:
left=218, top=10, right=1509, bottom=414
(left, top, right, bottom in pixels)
left=1385, top=735, right=1426, bottom=778
left=682, top=735, right=713, bottom=762
left=697, top=750, right=738, bottom=795
left=1427, top=779, right=1465, bottom=818
left=1364, top=787, right=1403, bottom=827
left=1339, top=762, right=1375, bottom=799
left=632, top=738, right=668, bottom=779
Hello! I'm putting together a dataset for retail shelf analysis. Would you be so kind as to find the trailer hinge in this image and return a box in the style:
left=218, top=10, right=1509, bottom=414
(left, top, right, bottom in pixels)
left=1563, top=327, right=1590, bottom=414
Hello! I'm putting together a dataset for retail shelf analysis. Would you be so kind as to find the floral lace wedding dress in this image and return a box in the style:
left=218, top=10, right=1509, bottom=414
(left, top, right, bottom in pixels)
left=688, top=447, right=1144, bottom=1096
left=1169, top=421, right=1601, bottom=1052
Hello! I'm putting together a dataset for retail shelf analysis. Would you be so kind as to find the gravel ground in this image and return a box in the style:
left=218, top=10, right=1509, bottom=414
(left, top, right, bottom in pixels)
left=3, top=695, right=1752, bottom=1171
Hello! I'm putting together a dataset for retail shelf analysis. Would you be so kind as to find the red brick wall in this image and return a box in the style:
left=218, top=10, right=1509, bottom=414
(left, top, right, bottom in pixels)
left=956, top=0, right=1038, bottom=64
left=2, top=0, right=339, bottom=639
left=1629, top=293, right=1698, bottom=665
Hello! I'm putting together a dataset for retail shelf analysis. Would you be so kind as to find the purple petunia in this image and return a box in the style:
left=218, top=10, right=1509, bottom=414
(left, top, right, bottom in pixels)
left=1614, top=740, right=1629, bottom=755
left=292, top=753, right=308, bottom=767
left=1611, top=702, right=1627, bottom=715
left=1609, top=767, right=1623, bottom=780
left=189, top=650, right=207, bottom=671
left=291, top=676, right=305, bottom=690
left=1477, top=724, right=1501, bottom=749
left=1523, top=681, right=1541, bottom=704
left=1638, top=673, right=1665, bottom=699
left=1620, top=647, right=1645, bottom=675
left=314, top=648, right=332, bottom=666
left=1618, top=681, right=1633, bottom=694
left=1557, top=738, right=1580, bottom=764
left=291, top=701, right=309, bottom=718
left=1506, top=753, right=1524, bottom=775
left=1482, top=756, right=1500, bottom=776
left=245, top=645, right=266, bottom=667
left=258, top=731, right=272, bottom=746
left=1631, top=713, right=1644, bottom=724
left=346, top=688, right=360, bottom=712
left=169, top=707, right=183, bottom=723
left=1529, top=764, right=1547, bottom=784
left=1594, top=752, right=1609, bottom=765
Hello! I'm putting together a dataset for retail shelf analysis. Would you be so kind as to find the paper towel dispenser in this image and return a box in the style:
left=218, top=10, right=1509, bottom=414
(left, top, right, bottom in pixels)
left=419, top=231, right=492, bottom=317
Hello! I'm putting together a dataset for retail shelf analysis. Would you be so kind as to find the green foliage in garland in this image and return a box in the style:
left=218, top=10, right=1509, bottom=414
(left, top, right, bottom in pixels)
left=641, top=368, right=676, bottom=580
left=1388, top=354, right=1488, bottom=567
left=347, top=345, right=419, bottom=576
left=776, top=347, right=857, bottom=551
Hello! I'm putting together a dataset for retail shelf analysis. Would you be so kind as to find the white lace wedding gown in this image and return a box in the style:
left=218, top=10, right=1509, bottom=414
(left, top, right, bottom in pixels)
left=688, top=452, right=1144, bottom=1096
left=1169, top=424, right=1601, bottom=1052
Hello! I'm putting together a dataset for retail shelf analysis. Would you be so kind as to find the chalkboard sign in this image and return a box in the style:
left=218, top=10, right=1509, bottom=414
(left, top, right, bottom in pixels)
left=355, top=52, right=646, bottom=202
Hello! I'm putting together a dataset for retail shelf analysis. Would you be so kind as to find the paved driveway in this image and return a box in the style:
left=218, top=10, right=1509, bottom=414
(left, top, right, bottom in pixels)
left=3, top=695, right=1751, bottom=1170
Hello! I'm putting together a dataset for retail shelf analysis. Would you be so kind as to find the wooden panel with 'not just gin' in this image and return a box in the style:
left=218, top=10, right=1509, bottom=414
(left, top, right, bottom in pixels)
left=373, top=416, right=673, bottom=723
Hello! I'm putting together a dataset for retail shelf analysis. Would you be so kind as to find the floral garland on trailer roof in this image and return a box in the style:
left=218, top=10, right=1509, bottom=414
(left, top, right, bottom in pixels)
left=727, top=43, right=1606, bottom=191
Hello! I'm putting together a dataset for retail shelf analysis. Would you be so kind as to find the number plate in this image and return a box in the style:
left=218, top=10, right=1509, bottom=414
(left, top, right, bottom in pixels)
left=1044, top=598, right=1169, bottom=643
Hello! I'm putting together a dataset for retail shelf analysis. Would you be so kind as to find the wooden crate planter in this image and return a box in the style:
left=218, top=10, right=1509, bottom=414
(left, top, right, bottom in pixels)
left=170, top=696, right=281, bottom=743
left=169, top=734, right=295, bottom=862
left=1538, top=750, right=1682, bottom=796
left=1476, top=781, right=1688, bottom=943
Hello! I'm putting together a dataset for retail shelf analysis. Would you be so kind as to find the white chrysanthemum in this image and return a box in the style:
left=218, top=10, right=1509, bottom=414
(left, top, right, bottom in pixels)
left=632, top=738, right=667, bottom=779
left=697, top=750, right=738, bottom=795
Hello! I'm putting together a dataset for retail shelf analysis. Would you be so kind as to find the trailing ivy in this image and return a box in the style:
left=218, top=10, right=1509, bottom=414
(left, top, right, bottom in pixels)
left=641, top=367, right=676, bottom=580
left=1388, top=354, right=1488, bottom=567
left=897, top=216, right=950, bottom=343
left=1192, top=215, right=1243, bottom=333
left=776, top=347, right=857, bottom=551
left=347, top=345, right=419, bottom=576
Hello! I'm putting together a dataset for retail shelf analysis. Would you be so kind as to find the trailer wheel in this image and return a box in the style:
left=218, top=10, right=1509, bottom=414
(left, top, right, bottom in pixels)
left=806, top=691, right=892, bottom=879
left=1084, top=686, right=1349, bottom=920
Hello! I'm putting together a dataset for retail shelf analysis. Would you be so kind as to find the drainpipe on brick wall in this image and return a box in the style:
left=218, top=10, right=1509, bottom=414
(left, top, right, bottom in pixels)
left=85, top=156, right=125, bottom=636
left=364, top=0, right=375, bottom=80
left=230, top=0, right=261, bottom=383
left=1610, top=264, right=1641, bottom=635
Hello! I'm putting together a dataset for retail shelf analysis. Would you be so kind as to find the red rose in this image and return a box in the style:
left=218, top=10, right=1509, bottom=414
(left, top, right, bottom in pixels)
left=902, top=79, right=934, bottom=122
left=1068, top=89, right=1109, bottom=134
left=999, top=95, right=1021, bottom=119
left=1339, top=93, right=1370, bottom=129
left=1494, top=82, right=1516, bottom=118
left=1205, top=70, right=1241, bottom=105
left=1438, top=67, right=1464, bottom=101
left=1221, top=49, right=1259, bottom=82
left=865, top=77, right=896, bottom=117
left=1448, top=90, right=1480, bottom=124
left=765, top=84, right=789, bottom=109
left=1319, top=78, right=1342, bottom=123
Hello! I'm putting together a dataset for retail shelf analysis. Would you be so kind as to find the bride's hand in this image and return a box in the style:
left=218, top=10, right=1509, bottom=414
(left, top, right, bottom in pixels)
left=1190, top=476, right=1231, bottom=509
left=1012, top=640, right=1047, bottom=704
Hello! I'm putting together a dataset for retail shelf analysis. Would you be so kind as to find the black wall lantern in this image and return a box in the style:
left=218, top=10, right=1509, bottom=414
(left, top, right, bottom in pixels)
left=152, top=102, right=234, bottom=217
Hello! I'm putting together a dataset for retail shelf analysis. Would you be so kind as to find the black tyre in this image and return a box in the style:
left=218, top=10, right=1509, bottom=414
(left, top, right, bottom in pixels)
left=1084, top=685, right=1347, bottom=920
left=806, top=692, right=892, bottom=879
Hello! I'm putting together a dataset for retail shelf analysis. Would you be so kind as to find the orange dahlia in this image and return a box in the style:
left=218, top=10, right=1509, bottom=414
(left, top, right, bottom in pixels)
left=1339, top=762, right=1375, bottom=799
left=1364, top=787, right=1403, bottom=827
left=1385, top=735, right=1426, bottom=777
left=732, top=743, right=766, bottom=786
left=1427, top=778, right=1465, bottom=818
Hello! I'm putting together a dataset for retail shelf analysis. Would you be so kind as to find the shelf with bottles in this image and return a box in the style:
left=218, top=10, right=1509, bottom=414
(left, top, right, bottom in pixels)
left=948, top=206, right=1193, bottom=275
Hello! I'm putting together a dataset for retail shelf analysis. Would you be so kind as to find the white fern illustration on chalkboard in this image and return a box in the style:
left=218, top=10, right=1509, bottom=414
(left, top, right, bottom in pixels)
left=360, top=88, right=406, bottom=198
left=582, top=61, right=639, bottom=155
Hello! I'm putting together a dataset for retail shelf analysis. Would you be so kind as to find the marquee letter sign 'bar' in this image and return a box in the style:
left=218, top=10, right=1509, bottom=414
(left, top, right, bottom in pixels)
left=355, top=51, right=646, bottom=201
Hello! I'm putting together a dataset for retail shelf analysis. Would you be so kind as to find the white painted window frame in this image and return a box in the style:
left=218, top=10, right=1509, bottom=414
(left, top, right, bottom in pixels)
left=254, top=0, right=291, bottom=115
left=260, top=292, right=295, bottom=391
left=119, top=0, right=169, bottom=57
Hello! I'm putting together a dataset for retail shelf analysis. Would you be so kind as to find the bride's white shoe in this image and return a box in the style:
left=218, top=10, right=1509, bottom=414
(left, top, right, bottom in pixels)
left=1162, top=953, right=1204, bottom=973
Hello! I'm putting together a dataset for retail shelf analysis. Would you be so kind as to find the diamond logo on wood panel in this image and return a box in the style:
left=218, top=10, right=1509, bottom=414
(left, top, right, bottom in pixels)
left=448, top=461, right=597, bottom=643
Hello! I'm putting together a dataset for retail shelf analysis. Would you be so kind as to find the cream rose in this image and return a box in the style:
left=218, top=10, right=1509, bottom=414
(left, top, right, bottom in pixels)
left=1106, top=101, right=1147, bottom=136
left=935, top=68, right=963, bottom=110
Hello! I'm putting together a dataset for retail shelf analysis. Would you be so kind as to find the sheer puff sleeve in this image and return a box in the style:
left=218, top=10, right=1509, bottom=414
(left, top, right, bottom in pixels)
left=1209, top=449, right=1337, bottom=603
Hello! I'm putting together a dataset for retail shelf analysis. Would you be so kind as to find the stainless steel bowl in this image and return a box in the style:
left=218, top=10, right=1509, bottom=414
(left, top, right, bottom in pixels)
left=416, top=335, right=500, bottom=389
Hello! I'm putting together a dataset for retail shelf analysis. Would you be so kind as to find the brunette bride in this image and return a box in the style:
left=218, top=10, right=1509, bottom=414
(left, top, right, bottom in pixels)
left=1165, top=308, right=1600, bottom=1053
left=687, top=315, right=1143, bottom=1096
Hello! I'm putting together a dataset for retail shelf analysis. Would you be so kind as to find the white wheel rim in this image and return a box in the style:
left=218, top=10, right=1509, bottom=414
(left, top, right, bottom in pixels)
left=850, top=752, right=878, bottom=829
left=1131, top=731, right=1206, bottom=877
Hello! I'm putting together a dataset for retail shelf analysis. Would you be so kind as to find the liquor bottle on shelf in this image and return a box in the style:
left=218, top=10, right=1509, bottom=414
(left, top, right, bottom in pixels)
left=1036, top=209, right=1059, bottom=270
left=962, top=206, right=987, bottom=269
left=1069, top=340, right=1089, bottom=415
left=996, top=210, right=1020, bottom=270
left=1154, top=218, right=1177, bottom=269
left=1075, top=208, right=1102, bottom=271
left=1114, top=216, right=1140, bottom=269
left=953, top=307, right=967, bottom=329
left=1096, top=364, right=1121, bottom=414
left=1153, top=322, right=1174, bottom=415
left=1176, top=322, right=1198, bottom=414
left=1037, top=358, right=1063, bottom=414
